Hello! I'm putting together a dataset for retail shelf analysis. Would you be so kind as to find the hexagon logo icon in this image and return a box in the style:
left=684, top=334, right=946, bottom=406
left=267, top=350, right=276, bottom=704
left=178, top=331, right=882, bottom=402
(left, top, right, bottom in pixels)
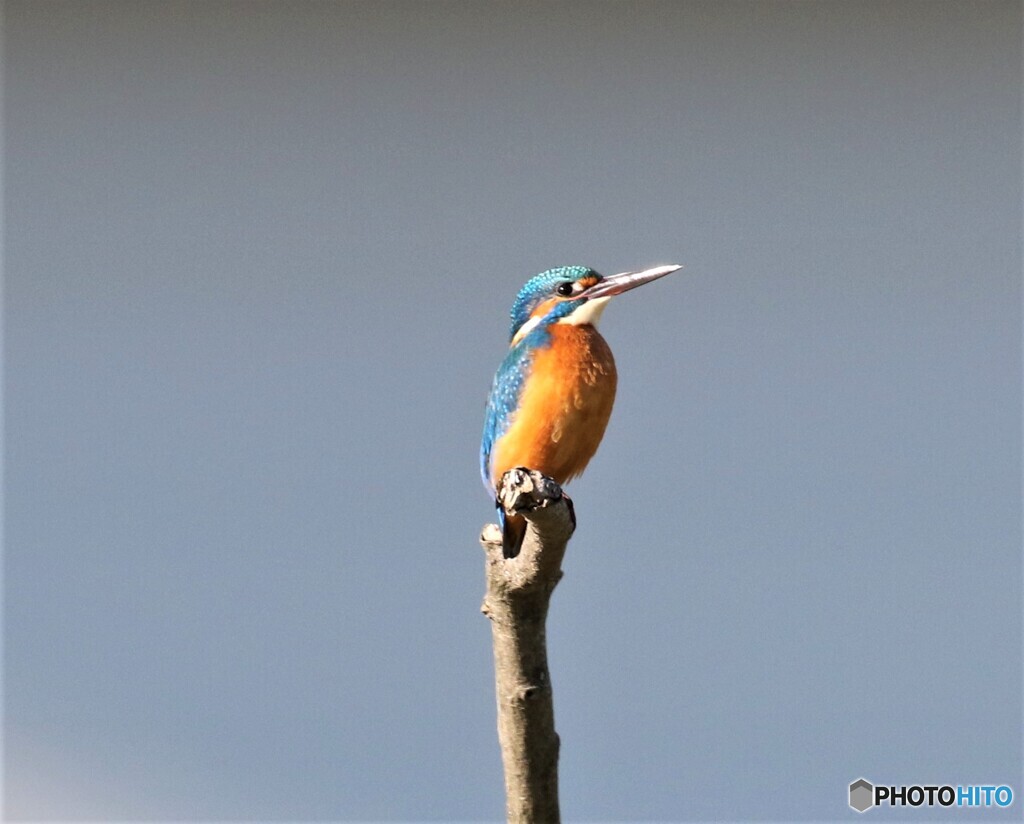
left=850, top=778, right=874, bottom=813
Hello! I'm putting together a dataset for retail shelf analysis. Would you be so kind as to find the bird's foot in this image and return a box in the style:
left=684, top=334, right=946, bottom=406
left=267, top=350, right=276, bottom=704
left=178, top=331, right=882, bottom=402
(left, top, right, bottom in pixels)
left=498, top=467, right=564, bottom=516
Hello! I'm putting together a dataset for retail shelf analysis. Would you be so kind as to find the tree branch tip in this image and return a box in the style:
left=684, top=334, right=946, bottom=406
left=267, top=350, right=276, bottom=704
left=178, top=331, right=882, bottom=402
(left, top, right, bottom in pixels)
left=480, top=522, right=502, bottom=546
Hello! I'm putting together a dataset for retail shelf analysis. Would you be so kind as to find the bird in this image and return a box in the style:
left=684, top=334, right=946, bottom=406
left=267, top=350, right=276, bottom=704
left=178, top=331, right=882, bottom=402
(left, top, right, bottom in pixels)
left=481, top=263, right=682, bottom=558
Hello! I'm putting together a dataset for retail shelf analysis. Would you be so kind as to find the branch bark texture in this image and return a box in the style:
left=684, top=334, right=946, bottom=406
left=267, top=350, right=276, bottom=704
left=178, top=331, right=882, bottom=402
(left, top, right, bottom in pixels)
left=480, top=468, right=575, bottom=824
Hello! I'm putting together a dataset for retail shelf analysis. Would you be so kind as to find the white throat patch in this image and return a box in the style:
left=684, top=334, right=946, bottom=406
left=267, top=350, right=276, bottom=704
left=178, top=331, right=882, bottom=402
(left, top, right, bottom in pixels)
left=510, top=296, right=611, bottom=346
left=557, top=296, right=611, bottom=327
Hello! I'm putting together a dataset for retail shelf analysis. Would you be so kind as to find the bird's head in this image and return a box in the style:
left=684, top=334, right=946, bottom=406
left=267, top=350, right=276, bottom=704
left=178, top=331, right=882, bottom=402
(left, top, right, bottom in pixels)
left=508, top=264, right=682, bottom=345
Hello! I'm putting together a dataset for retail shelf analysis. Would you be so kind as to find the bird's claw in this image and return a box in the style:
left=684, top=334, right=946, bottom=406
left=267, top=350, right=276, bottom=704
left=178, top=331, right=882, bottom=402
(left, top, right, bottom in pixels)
left=497, top=467, right=564, bottom=515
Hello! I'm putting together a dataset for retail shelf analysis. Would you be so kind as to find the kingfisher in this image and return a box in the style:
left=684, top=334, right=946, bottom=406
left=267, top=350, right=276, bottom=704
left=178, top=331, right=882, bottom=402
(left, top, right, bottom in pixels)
left=481, top=263, right=682, bottom=558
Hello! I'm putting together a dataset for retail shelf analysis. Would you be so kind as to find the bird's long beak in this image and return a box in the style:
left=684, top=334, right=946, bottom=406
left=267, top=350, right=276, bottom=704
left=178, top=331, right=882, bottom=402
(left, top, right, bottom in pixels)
left=580, top=264, right=683, bottom=300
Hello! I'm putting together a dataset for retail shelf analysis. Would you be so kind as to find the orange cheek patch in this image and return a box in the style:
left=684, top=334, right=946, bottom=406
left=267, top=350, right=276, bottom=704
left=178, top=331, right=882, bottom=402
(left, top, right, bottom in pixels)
left=530, top=297, right=560, bottom=319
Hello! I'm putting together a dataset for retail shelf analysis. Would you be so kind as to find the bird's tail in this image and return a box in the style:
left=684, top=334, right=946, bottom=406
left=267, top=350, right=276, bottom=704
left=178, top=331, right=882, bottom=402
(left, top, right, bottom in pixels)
left=498, top=508, right=527, bottom=559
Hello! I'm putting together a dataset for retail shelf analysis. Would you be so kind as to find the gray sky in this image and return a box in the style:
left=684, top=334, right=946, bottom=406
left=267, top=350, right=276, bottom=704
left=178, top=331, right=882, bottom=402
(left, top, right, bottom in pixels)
left=5, top=1, right=1021, bottom=820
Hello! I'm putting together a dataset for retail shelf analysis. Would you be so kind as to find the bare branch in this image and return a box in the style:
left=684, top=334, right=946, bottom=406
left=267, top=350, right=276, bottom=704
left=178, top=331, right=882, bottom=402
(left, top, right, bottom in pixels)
left=481, top=468, right=575, bottom=823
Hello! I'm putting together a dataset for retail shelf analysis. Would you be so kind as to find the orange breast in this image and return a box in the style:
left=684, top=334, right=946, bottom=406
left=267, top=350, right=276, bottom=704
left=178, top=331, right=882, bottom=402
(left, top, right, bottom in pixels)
left=490, top=323, right=617, bottom=486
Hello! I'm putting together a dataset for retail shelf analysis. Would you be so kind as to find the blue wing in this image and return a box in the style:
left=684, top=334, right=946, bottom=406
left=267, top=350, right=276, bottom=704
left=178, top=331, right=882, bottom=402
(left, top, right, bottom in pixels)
left=482, top=332, right=554, bottom=559
left=480, top=340, right=534, bottom=493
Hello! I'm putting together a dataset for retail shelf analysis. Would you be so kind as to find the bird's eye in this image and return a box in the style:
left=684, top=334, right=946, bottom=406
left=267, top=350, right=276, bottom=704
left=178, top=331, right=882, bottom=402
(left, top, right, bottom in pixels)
left=555, top=282, right=575, bottom=297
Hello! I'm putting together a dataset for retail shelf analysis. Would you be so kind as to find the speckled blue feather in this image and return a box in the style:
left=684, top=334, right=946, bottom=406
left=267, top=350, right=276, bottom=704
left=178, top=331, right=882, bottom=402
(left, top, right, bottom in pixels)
left=480, top=328, right=545, bottom=490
